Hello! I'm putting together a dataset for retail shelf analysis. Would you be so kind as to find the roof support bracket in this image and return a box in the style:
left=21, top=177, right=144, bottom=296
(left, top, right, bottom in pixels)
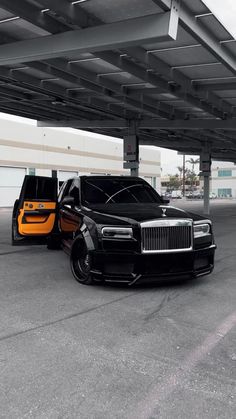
left=169, top=0, right=180, bottom=39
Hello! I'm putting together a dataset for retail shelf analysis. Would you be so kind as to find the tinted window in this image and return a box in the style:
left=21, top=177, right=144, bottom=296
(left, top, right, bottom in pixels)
left=82, top=178, right=161, bottom=204
left=58, top=179, right=73, bottom=202
left=68, top=179, right=80, bottom=205
left=23, top=177, right=57, bottom=201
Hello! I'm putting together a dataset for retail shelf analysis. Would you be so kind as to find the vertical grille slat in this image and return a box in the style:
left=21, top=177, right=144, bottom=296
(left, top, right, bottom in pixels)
left=141, top=220, right=193, bottom=253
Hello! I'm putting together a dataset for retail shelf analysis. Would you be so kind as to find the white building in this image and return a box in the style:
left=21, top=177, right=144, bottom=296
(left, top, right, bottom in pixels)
left=0, top=117, right=161, bottom=207
left=211, top=161, right=236, bottom=198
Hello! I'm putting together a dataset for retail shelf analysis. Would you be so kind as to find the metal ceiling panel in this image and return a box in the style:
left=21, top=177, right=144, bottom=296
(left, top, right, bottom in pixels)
left=124, top=83, right=153, bottom=90
left=150, top=93, right=178, bottom=100
left=152, top=45, right=216, bottom=67
left=71, top=59, right=120, bottom=75
left=46, top=78, right=83, bottom=90
left=178, top=63, right=234, bottom=80
left=223, top=98, right=236, bottom=106
left=224, top=41, right=236, bottom=56
left=198, top=15, right=232, bottom=42
left=15, top=67, right=58, bottom=81
left=144, top=26, right=198, bottom=51
left=68, top=54, right=99, bottom=62
left=0, top=18, right=49, bottom=40
left=161, top=99, right=197, bottom=108
left=216, top=91, right=236, bottom=98
left=196, top=77, right=236, bottom=86
left=0, top=8, right=14, bottom=20
left=100, top=72, right=144, bottom=85
left=181, top=0, right=209, bottom=15
left=28, top=0, right=47, bottom=9
left=79, top=0, right=161, bottom=24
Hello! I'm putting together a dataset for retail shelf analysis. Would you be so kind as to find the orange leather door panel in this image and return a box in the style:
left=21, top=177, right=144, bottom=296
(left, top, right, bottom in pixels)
left=17, top=201, right=56, bottom=236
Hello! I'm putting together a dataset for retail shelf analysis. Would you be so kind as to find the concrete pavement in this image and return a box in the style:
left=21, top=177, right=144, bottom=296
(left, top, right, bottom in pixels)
left=0, top=202, right=235, bottom=418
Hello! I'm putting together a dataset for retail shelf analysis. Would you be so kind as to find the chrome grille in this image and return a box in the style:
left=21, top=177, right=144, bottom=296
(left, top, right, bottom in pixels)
left=141, top=219, right=193, bottom=253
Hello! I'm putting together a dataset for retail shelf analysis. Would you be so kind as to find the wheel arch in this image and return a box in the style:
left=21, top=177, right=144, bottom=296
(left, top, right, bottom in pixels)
left=71, top=219, right=96, bottom=255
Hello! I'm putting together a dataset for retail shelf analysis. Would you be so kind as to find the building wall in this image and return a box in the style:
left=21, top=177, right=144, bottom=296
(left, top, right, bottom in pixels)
left=0, top=119, right=161, bottom=206
left=211, top=161, right=236, bottom=198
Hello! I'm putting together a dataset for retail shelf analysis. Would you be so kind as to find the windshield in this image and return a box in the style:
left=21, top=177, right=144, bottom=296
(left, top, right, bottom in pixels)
left=81, top=178, right=162, bottom=205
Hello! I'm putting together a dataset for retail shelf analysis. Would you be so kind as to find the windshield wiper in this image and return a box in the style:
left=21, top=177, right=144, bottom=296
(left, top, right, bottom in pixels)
left=105, top=184, right=142, bottom=203
left=85, top=181, right=115, bottom=203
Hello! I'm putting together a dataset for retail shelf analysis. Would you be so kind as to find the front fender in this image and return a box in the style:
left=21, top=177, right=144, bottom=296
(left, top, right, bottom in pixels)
left=73, top=219, right=96, bottom=254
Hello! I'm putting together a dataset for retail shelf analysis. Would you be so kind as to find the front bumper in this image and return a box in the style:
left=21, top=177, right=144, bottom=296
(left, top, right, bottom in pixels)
left=91, top=244, right=216, bottom=285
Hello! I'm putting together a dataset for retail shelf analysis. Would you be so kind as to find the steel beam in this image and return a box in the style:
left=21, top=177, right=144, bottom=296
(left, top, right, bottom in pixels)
left=0, top=12, right=177, bottom=66
left=139, top=119, right=236, bottom=130
left=38, top=118, right=236, bottom=131
left=195, top=82, right=236, bottom=92
left=37, top=120, right=127, bottom=129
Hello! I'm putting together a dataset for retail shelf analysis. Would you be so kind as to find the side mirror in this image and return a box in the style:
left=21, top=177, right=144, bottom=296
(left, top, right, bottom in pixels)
left=61, top=195, right=75, bottom=207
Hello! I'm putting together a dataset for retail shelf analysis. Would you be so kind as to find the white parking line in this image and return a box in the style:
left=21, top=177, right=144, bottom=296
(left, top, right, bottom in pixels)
left=130, top=310, right=236, bottom=419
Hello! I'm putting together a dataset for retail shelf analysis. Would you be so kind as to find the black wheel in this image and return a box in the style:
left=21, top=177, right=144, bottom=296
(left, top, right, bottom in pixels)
left=70, top=240, right=94, bottom=285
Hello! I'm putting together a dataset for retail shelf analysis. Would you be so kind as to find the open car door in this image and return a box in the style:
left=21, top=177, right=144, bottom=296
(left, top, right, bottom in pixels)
left=12, top=175, right=58, bottom=245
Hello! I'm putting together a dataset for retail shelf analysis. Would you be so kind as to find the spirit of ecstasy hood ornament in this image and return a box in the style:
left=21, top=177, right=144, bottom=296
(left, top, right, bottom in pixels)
left=161, top=208, right=167, bottom=217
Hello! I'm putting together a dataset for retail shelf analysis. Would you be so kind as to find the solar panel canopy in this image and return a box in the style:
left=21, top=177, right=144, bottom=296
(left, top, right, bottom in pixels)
left=0, top=0, right=236, bottom=161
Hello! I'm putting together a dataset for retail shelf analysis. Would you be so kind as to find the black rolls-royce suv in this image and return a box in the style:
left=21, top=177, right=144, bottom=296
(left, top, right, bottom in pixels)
left=12, top=175, right=216, bottom=285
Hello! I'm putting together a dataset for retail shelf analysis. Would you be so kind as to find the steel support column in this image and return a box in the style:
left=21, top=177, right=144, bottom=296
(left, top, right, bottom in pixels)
left=203, top=174, right=210, bottom=216
left=123, top=121, right=139, bottom=176
left=200, top=146, right=212, bottom=215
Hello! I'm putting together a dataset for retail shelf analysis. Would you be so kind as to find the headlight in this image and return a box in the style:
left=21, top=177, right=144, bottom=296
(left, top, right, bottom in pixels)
left=102, top=227, right=133, bottom=239
left=194, top=223, right=211, bottom=238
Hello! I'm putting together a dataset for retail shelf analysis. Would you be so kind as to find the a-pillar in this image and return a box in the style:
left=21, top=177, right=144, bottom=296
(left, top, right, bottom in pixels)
left=123, top=121, right=139, bottom=176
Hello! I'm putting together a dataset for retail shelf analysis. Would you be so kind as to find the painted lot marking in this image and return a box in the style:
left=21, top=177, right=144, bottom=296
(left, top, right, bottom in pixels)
left=131, top=310, right=236, bottom=419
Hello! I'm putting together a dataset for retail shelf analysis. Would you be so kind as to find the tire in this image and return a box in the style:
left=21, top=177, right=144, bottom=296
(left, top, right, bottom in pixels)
left=11, top=220, right=17, bottom=246
left=70, top=240, right=94, bottom=285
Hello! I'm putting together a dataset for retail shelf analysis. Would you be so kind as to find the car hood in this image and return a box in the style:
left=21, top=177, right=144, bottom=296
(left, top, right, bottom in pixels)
left=82, top=203, right=206, bottom=225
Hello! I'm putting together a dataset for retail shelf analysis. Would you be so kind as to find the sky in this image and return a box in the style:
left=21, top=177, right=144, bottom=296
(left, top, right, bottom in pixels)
left=202, top=0, right=236, bottom=39
left=0, top=0, right=235, bottom=175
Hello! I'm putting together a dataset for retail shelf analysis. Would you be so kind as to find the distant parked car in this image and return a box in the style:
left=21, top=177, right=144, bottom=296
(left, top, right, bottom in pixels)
left=171, top=190, right=182, bottom=199
left=186, top=192, right=203, bottom=200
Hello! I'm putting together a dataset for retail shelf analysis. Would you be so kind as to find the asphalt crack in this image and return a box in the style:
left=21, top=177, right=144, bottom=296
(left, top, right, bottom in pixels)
left=0, top=290, right=143, bottom=343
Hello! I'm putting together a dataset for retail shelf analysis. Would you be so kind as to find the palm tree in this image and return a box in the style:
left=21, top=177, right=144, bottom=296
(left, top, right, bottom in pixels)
left=177, top=166, right=183, bottom=180
left=186, top=158, right=200, bottom=190
left=186, top=158, right=200, bottom=173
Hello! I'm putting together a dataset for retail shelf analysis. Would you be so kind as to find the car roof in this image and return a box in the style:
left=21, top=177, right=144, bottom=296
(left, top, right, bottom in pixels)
left=80, top=175, right=141, bottom=180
